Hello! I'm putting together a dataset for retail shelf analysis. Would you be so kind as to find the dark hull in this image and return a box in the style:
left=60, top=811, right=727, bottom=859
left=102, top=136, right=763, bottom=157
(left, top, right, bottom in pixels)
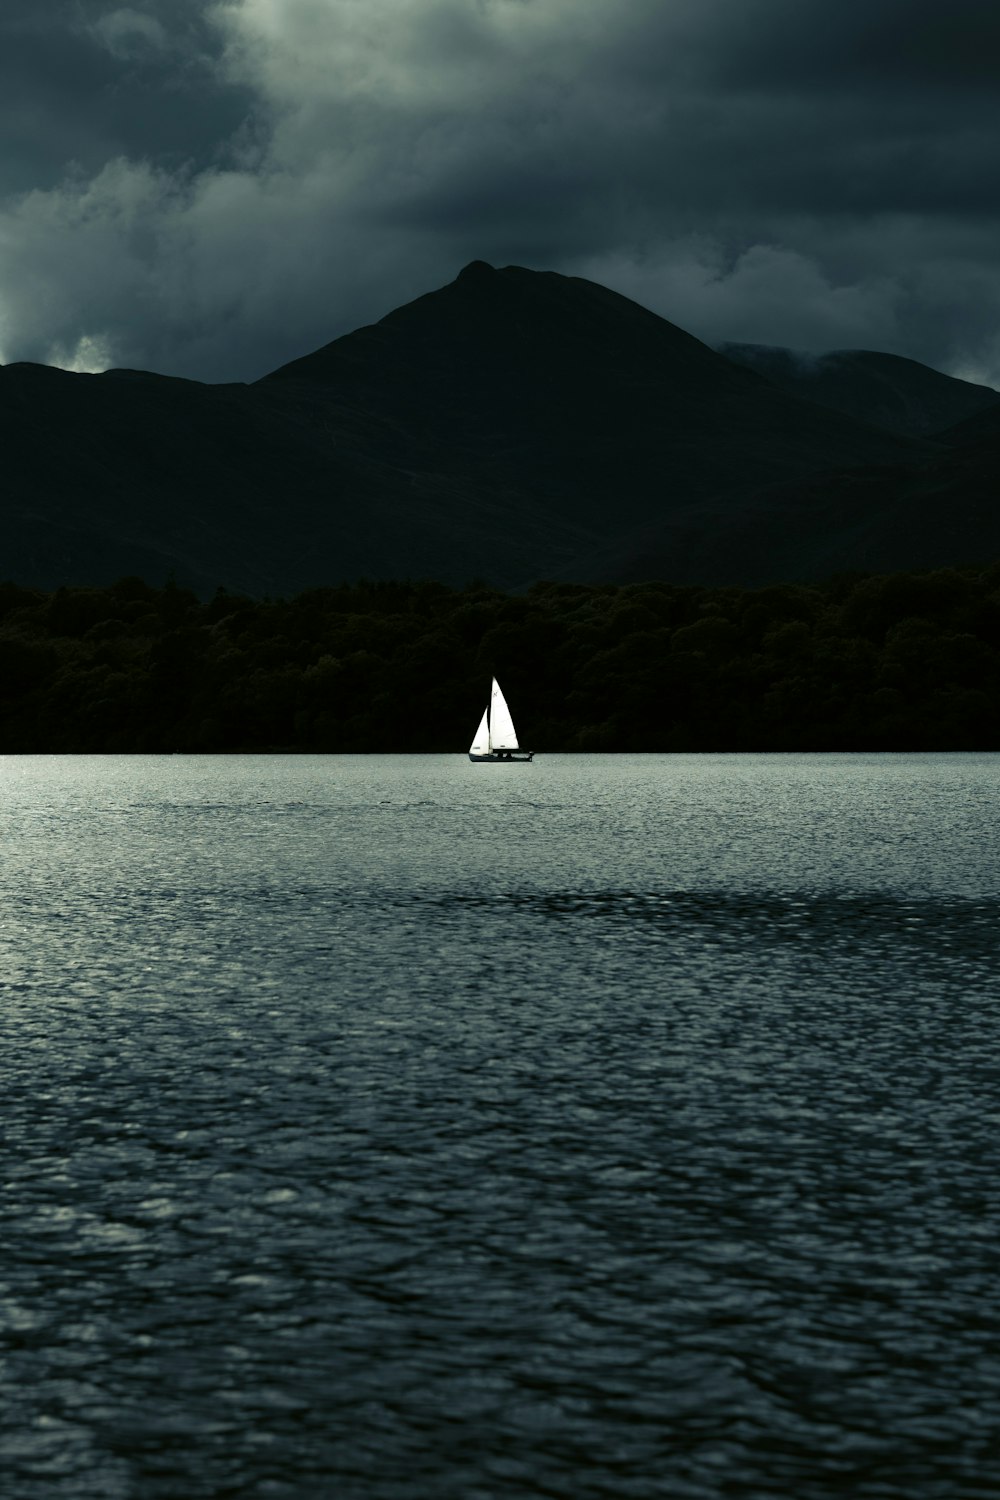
left=468, top=751, right=534, bottom=763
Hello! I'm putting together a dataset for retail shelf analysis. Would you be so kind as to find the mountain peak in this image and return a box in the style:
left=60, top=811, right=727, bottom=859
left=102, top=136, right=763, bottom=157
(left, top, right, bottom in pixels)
left=456, top=259, right=496, bottom=282
left=264, top=261, right=728, bottom=395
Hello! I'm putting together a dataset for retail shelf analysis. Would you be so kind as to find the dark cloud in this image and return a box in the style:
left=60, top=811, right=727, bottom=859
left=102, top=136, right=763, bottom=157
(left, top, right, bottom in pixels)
left=701, top=0, right=1000, bottom=91
left=1, top=1, right=999, bottom=387
left=0, top=1, right=253, bottom=194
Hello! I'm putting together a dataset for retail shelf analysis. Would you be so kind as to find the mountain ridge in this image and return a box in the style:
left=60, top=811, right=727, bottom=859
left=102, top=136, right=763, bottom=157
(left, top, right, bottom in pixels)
left=2, top=261, right=999, bottom=595
left=718, top=342, right=998, bottom=438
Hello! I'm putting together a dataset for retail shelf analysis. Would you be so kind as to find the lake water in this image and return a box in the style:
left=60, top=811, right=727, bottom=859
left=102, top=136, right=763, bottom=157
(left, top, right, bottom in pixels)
left=1, top=753, right=999, bottom=1499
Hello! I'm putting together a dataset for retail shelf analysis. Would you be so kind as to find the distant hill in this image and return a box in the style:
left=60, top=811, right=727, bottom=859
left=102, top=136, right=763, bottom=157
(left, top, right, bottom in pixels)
left=3, top=261, right=1000, bottom=595
left=717, top=343, right=1000, bottom=438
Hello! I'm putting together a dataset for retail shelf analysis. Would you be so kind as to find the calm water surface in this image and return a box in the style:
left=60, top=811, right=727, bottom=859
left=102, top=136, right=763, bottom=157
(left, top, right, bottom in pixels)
left=1, top=753, right=999, bottom=1498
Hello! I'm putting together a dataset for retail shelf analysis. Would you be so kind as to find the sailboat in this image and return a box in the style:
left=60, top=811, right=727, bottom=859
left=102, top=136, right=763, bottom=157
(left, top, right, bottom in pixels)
left=468, top=678, right=534, bottom=762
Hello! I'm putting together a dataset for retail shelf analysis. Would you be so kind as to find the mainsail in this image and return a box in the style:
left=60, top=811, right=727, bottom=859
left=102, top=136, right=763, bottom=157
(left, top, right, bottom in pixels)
left=489, top=678, right=518, bottom=750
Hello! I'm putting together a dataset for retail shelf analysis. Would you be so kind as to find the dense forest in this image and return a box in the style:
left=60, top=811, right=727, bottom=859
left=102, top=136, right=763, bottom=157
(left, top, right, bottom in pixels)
left=1, top=566, right=998, bottom=751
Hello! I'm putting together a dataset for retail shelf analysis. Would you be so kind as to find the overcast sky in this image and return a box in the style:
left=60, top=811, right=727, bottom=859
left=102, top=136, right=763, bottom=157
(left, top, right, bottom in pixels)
left=2, top=0, right=999, bottom=384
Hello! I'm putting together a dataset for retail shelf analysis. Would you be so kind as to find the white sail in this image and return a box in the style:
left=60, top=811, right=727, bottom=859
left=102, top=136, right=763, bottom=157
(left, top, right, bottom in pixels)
left=469, top=707, right=490, bottom=756
left=489, top=678, right=519, bottom=750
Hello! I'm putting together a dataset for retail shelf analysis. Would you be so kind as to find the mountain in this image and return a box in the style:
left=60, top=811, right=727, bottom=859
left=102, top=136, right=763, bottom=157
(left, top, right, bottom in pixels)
left=717, top=343, right=999, bottom=438
left=2, top=261, right=999, bottom=595
left=257, top=261, right=926, bottom=566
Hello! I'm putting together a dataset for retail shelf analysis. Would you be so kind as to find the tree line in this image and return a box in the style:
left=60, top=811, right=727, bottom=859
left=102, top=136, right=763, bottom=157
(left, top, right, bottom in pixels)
left=0, top=566, right=998, bottom=751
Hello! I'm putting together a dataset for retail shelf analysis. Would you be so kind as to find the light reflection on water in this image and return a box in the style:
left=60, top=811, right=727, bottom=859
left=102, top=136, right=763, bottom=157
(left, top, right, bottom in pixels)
left=1, top=753, right=999, bottom=1498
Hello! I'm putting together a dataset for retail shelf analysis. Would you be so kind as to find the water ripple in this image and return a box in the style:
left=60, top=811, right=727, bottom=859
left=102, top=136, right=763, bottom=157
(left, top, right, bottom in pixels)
left=1, top=756, right=999, bottom=1497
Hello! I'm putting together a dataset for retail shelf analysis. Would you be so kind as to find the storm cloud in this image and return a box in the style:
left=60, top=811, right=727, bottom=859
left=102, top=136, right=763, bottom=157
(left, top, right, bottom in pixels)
left=2, top=0, right=999, bottom=383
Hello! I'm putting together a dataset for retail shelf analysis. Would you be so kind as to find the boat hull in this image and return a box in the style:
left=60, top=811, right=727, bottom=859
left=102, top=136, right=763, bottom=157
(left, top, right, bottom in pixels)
left=468, top=751, right=534, bottom=762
